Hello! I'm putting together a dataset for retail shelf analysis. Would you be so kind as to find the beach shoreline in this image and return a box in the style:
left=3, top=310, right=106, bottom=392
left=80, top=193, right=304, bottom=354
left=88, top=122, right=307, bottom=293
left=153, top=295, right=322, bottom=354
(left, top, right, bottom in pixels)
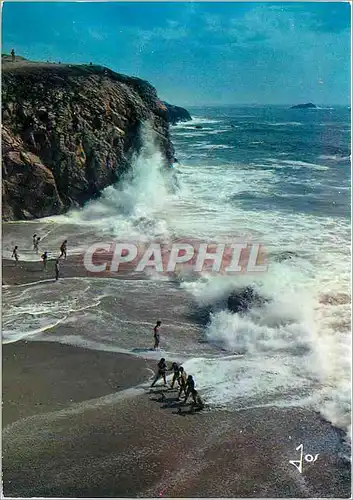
left=2, top=238, right=351, bottom=498
left=2, top=337, right=351, bottom=497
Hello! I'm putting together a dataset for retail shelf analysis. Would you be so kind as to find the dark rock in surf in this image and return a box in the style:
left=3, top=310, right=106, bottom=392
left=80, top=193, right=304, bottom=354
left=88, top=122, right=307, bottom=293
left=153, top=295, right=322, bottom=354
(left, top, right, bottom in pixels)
left=188, top=286, right=268, bottom=327
left=290, top=102, right=317, bottom=109
left=162, top=102, right=191, bottom=125
left=2, top=56, right=175, bottom=220
left=227, top=287, right=267, bottom=314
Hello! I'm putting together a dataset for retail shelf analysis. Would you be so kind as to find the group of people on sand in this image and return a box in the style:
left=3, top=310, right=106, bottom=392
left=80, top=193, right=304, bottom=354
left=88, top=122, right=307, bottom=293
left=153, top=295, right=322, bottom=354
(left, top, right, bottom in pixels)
left=150, top=321, right=204, bottom=411
left=11, top=236, right=68, bottom=281
left=150, top=356, right=204, bottom=411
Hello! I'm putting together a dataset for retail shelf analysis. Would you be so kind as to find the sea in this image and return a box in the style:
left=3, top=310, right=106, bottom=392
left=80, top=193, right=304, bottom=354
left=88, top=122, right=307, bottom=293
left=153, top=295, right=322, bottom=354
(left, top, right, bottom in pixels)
left=2, top=105, right=351, bottom=457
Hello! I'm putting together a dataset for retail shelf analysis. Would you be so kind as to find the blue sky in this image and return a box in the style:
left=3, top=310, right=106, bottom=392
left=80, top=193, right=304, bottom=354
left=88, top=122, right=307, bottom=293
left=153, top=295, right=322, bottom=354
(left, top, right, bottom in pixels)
left=2, top=2, right=351, bottom=105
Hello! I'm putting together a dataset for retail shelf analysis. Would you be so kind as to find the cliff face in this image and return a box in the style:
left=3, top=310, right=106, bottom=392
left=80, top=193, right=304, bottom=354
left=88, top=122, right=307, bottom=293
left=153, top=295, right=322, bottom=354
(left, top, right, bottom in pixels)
left=163, top=102, right=192, bottom=125
left=2, top=59, right=175, bottom=220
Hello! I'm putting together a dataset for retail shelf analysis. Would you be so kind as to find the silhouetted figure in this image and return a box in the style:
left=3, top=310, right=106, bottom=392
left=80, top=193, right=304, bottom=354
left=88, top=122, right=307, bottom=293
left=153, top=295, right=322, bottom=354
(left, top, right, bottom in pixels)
left=12, top=246, right=19, bottom=265
left=153, top=320, right=162, bottom=350
left=41, top=251, right=48, bottom=270
left=150, top=358, right=168, bottom=387
left=55, top=259, right=60, bottom=281
left=183, top=375, right=204, bottom=409
left=34, top=236, right=41, bottom=253
left=177, top=367, right=188, bottom=398
left=170, top=362, right=181, bottom=389
left=59, top=240, right=67, bottom=259
left=11, top=49, right=15, bottom=62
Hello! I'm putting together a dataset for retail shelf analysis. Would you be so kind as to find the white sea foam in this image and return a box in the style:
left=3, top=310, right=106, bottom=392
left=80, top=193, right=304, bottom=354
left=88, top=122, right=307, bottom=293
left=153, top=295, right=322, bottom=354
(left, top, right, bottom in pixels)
left=180, top=262, right=351, bottom=437
left=195, top=144, right=233, bottom=150
left=3, top=114, right=350, bottom=448
left=318, top=155, right=351, bottom=162
left=279, top=160, right=329, bottom=171
left=268, top=122, right=303, bottom=126
left=44, top=123, right=175, bottom=241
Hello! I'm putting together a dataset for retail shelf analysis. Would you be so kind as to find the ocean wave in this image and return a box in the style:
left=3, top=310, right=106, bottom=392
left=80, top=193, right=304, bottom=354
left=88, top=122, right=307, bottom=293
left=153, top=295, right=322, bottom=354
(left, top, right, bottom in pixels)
left=268, top=122, right=303, bottom=126
left=280, top=160, right=329, bottom=171
left=195, top=144, right=233, bottom=150
left=181, top=264, right=351, bottom=439
left=190, top=116, right=222, bottom=124
left=3, top=108, right=350, bottom=453
left=318, top=155, right=351, bottom=162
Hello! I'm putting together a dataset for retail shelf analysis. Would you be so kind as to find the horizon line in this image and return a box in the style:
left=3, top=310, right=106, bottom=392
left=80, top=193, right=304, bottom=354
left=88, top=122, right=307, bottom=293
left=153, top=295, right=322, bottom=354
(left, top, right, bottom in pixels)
left=176, top=103, right=351, bottom=108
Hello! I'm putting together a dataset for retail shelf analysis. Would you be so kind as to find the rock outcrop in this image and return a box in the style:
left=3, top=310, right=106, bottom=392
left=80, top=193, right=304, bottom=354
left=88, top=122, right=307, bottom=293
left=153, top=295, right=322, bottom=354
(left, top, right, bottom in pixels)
left=2, top=57, right=175, bottom=220
left=163, top=102, right=191, bottom=125
left=290, top=102, right=317, bottom=109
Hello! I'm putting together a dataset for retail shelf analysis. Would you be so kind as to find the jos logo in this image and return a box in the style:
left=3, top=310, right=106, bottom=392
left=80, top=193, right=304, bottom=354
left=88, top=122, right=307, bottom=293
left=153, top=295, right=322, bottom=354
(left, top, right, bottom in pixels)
left=289, top=443, right=319, bottom=474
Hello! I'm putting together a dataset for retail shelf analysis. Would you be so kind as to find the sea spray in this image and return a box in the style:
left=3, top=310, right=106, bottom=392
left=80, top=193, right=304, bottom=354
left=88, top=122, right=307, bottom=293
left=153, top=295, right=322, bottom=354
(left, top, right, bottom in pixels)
left=46, top=121, right=177, bottom=241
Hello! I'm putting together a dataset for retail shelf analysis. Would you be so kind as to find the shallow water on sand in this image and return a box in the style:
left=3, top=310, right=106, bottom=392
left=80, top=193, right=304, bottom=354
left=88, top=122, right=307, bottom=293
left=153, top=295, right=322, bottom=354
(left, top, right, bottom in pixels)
left=2, top=109, right=351, bottom=456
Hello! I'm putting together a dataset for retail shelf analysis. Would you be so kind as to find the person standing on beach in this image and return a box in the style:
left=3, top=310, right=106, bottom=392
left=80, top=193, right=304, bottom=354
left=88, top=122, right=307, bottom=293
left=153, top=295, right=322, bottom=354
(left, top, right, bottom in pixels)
left=11, top=246, right=19, bottom=265
left=41, top=251, right=48, bottom=271
left=59, top=240, right=67, bottom=259
left=33, top=234, right=37, bottom=249
left=153, top=320, right=162, bottom=350
left=34, top=236, right=41, bottom=253
left=183, top=375, right=204, bottom=409
left=55, top=259, right=60, bottom=280
left=150, top=358, right=168, bottom=387
left=170, top=362, right=181, bottom=389
left=11, top=48, right=15, bottom=62
left=177, top=367, right=188, bottom=398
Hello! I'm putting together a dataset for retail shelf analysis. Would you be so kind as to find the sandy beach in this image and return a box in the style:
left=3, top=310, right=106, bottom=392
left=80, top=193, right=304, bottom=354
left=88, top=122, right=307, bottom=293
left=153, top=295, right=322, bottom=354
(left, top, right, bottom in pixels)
left=2, top=256, right=352, bottom=497
left=2, top=330, right=351, bottom=497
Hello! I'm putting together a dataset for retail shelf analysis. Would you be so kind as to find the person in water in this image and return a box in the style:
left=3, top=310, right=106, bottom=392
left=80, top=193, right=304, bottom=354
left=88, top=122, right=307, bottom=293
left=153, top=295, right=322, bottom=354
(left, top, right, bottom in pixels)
left=41, top=251, right=48, bottom=270
left=150, top=358, right=168, bottom=387
left=153, top=320, right=162, bottom=350
left=55, top=259, right=60, bottom=281
left=59, top=240, right=67, bottom=259
left=33, top=234, right=37, bottom=249
left=177, top=367, right=188, bottom=398
left=170, top=362, right=181, bottom=389
left=12, top=246, right=19, bottom=265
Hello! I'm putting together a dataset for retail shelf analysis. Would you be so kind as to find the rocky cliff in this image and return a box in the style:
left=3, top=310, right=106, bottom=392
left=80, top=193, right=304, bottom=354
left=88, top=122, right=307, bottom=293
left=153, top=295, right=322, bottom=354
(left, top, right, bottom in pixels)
left=2, top=58, right=175, bottom=220
left=163, top=102, right=192, bottom=125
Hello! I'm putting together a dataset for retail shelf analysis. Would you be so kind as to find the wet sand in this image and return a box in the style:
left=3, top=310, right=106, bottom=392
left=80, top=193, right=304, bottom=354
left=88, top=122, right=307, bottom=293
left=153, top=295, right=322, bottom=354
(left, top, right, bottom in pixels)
left=2, top=339, right=351, bottom=498
left=2, top=256, right=351, bottom=497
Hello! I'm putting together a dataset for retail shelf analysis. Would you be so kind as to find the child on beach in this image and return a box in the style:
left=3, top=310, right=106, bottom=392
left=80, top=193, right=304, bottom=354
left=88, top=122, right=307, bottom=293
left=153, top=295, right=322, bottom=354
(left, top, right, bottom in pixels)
left=34, top=236, right=41, bottom=253
left=183, top=375, right=204, bottom=409
left=41, top=251, right=48, bottom=270
left=150, top=358, right=168, bottom=387
left=153, top=320, right=161, bottom=350
left=170, top=362, right=181, bottom=389
left=55, top=259, right=60, bottom=280
left=177, top=367, right=188, bottom=398
left=11, top=246, right=19, bottom=265
left=59, top=240, right=67, bottom=259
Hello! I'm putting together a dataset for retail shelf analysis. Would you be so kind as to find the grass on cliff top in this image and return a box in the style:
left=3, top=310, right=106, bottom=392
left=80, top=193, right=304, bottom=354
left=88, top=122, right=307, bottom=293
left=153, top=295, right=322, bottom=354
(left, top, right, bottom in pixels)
left=2, top=55, right=155, bottom=97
